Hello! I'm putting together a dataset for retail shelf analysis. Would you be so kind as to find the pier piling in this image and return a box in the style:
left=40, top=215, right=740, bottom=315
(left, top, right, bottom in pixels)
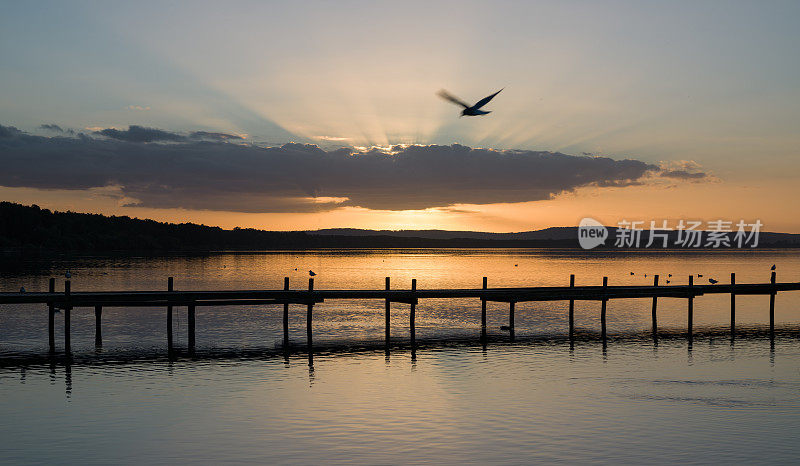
left=307, top=278, right=314, bottom=348
left=167, top=277, right=173, bottom=350
left=481, top=277, right=487, bottom=340
left=94, top=305, right=102, bottom=347
left=600, top=277, right=608, bottom=341
left=509, top=301, right=515, bottom=330
left=410, top=279, right=417, bottom=344
left=651, top=275, right=659, bottom=341
left=385, top=277, right=391, bottom=345
left=283, top=277, right=290, bottom=347
left=48, top=278, right=55, bottom=352
left=64, top=280, right=71, bottom=354
left=730, top=273, right=736, bottom=340
left=770, top=271, right=776, bottom=339
left=688, top=275, right=694, bottom=342
left=568, top=274, right=575, bottom=340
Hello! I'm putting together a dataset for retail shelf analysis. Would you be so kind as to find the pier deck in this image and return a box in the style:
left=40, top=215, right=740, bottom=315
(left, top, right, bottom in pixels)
left=1, top=272, right=797, bottom=354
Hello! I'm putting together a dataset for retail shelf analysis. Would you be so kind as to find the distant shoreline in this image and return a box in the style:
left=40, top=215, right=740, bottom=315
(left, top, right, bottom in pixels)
left=3, top=201, right=799, bottom=252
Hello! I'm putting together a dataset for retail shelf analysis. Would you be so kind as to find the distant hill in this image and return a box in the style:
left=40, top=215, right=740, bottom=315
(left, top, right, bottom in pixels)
left=310, top=227, right=578, bottom=241
left=1, top=201, right=798, bottom=252
left=310, top=227, right=800, bottom=247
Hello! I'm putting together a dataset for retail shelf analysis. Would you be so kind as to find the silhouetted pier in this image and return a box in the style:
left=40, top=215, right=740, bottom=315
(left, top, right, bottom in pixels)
left=1, top=272, right=797, bottom=355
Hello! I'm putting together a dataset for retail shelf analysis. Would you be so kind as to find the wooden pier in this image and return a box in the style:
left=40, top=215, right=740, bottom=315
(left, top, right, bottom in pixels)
left=1, top=274, right=798, bottom=354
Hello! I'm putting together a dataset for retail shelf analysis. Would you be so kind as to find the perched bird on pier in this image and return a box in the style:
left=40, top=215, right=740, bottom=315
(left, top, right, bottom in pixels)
left=698, top=274, right=703, bottom=278
left=19, top=286, right=25, bottom=293
left=708, top=278, right=718, bottom=284
left=771, top=264, right=776, bottom=270
left=644, top=274, right=647, bottom=278
left=668, top=274, right=672, bottom=277
left=666, top=280, right=671, bottom=284
left=630, top=272, right=634, bottom=275
left=65, top=270, right=71, bottom=279
left=437, top=88, right=504, bottom=116
left=309, top=270, right=316, bottom=276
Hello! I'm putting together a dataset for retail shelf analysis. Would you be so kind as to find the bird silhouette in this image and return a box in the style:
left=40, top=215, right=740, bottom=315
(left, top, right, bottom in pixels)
left=309, top=270, right=316, bottom=276
left=708, top=278, right=718, bottom=284
left=19, top=286, right=25, bottom=293
left=666, top=280, right=671, bottom=284
left=771, top=264, right=776, bottom=270
left=65, top=270, right=71, bottom=279
left=697, top=274, right=703, bottom=278
left=668, top=274, right=672, bottom=277
left=630, top=272, right=634, bottom=275
left=437, top=88, right=503, bottom=116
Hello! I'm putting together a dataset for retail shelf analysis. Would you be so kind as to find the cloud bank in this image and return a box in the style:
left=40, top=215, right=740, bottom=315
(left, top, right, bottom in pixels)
left=0, top=124, right=702, bottom=213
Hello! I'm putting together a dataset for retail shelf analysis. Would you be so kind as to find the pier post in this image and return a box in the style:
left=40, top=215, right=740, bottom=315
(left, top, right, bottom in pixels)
left=48, top=278, right=55, bottom=352
left=306, top=278, right=314, bottom=348
left=94, top=305, right=102, bottom=347
left=569, top=274, right=575, bottom=340
left=770, top=271, right=776, bottom=339
left=64, top=280, right=71, bottom=354
left=167, top=277, right=174, bottom=351
left=283, top=277, right=290, bottom=347
left=688, top=275, right=694, bottom=342
left=509, top=301, right=516, bottom=341
left=600, top=277, right=608, bottom=342
left=651, top=275, right=659, bottom=341
left=410, top=279, right=416, bottom=344
left=730, top=273, right=736, bottom=340
left=385, top=277, right=391, bottom=345
left=481, top=277, right=487, bottom=340
left=188, top=303, right=196, bottom=353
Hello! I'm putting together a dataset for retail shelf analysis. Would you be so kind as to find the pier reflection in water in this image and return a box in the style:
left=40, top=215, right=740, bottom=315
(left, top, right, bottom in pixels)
left=2, top=332, right=800, bottom=464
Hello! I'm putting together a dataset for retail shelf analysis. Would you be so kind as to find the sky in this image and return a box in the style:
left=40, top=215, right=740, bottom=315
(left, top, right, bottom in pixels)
left=1, top=0, right=799, bottom=232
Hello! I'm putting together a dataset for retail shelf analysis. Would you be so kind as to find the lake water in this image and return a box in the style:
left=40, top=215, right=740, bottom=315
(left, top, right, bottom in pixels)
left=1, top=249, right=800, bottom=463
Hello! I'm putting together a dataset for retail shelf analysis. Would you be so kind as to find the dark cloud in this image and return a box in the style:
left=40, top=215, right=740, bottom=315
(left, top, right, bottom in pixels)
left=94, top=125, right=186, bottom=142
left=189, top=131, right=244, bottom=141
left=659, top=169, right=707, bottom=180
left=39, top=124, right=64, bottom=132
left=0, top=124, right=692, bottom=213
left=0, top=125, right=23, bottom=138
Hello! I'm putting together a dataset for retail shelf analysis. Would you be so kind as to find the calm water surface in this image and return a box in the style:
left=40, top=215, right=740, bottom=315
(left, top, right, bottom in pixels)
left=1, top=249, right=800, bottom=463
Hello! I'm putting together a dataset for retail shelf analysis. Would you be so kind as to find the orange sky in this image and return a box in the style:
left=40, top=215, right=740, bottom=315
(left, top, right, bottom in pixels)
left=2, top=2, right=799, bottom=233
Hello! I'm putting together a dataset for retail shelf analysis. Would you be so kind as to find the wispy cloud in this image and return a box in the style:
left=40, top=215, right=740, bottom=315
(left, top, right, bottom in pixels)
left=657, top=160, right=710, bottom=181
left=39, top=123, right=67, bottom=133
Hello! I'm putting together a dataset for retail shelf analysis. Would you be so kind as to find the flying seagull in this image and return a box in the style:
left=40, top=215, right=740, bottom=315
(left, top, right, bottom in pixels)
left=437, top=88, right=503, bottom=116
